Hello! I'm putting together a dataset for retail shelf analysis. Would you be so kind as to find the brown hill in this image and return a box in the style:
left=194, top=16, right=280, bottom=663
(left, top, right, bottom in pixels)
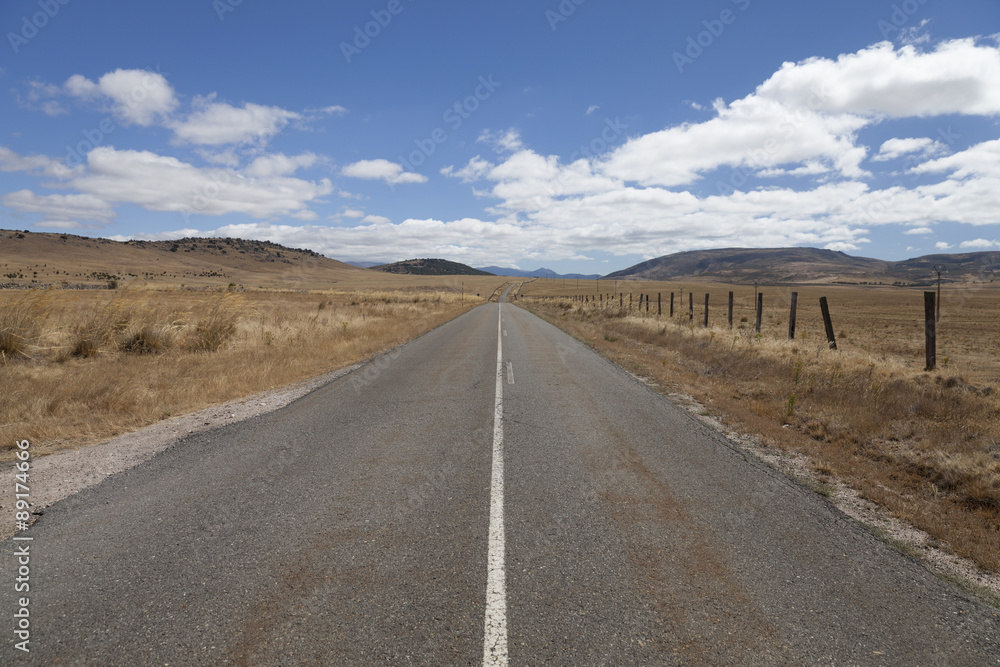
left=605, top=247, right=1000, bottom=285
left=374, top=258, right=494, bottom=276
left=0, top=229, right=364, bottom=290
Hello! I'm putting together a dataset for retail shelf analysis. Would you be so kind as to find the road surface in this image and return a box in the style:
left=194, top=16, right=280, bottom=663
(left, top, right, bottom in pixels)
left=3, top=293, right=999, bottom=664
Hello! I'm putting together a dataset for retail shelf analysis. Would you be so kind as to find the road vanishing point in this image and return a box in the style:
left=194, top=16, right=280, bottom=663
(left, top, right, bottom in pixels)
left=3, top=289, right=999, bottom=665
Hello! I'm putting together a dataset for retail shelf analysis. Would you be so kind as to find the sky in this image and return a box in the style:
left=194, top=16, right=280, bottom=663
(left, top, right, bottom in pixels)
left=1, top=0, right=999, bottom=275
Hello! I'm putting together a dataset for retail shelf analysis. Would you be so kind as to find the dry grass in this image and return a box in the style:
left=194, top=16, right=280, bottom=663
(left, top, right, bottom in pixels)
left=523, top=293, right=1000, bottom=573
left=0, top=287, right=481, bottom=458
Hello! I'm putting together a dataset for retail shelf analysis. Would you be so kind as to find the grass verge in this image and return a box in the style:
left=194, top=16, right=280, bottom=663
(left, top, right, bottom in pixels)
left=0, top=287, right=481, bottom=459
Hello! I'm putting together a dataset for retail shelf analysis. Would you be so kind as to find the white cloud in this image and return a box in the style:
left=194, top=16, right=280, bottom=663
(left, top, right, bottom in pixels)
left=442, top=156, right=494, bottom=183
left=0, top=145, right=81, bottom=179
left=935, top=241, right=953, bottom=250
left=65, top=69, right=178, bottom=126
left=824, top=242, right=860, bottom=252
left=68, top=146, right=332, bottom=219
left=873, top=137, right=945, bottom=161
left=361, top=214, right=391, bottom=224
left=478, top=129, right=525, bottom=153
left=1, top=190, right=116, bottom=225
left=244, top=152, right=321, bottom=178
left=959, top=238, right=997, bottom=248
left=586, top=105, right=599, bottom=115
left=341, top=159, right=427, bottom=185
left=602, top=95, right=869, bottom=187
left=171, top=98, right=300, bottom=145
left=600, top=40, right=1000, bottom=189
left=754, top=39, right=1000, bottom=117
left=903, top=226, right=934, bottom=235
left=340, top=208, right=365, bottom=218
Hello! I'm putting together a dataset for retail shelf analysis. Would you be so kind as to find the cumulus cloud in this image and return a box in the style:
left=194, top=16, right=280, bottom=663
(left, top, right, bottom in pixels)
left=935, top=241, right=953, bottom=249
left=1, top=190, right=116, bottom=225
left=903, top=226, right=934, bottom=235
left=171, top=98, right=301, bottom=145
left=68, top=147, right=332, bottom=220
left=753, top=39, right=1000, bottom=117
left=65, top=69, right=178, bottom=126
left=244, top=152, right=321, bottom=178
left=603, top=39, right=1000, bottom=189
left=341, top=159, right=427, bottom=185
left=0, top=145, right=81, bottom=179
left=873, top=137, right=945, bottom=161
left=959, top=238, right=997, bottom=248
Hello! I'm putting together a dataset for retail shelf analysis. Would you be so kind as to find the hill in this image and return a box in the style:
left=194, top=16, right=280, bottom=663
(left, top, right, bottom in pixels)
left=604, top=247, right=1000, bottom=285
left=0, top=229, right=363, bottom=290
left=374, top=258, right=494, bottom=276
left=478, top=266, right=602, bottom=280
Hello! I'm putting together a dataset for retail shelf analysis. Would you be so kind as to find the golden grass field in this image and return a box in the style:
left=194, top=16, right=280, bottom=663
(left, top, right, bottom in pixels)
left=0, top=284, right=512, bottom=460
left=520, top=278, right=1000, bottom=575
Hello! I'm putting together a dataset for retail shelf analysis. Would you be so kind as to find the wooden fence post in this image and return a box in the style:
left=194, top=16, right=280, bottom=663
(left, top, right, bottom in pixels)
left=704, top=293, right=709, bottom=327
left=728, top=291, right=734, bottom=329
left=819, top=296, right=837, bottom=350
left=646, top=294, right=650, bottom=313
left=658, top=292, right=662, bottom=317
left=924, top=291, right=936, bottom=371
left=788, top=292, right=798, bottom=340
left=755, top=293, right=763, bottom=333
left=670, top=292, right=674, bottom=317
left=688, top=292, right=694, bottom=322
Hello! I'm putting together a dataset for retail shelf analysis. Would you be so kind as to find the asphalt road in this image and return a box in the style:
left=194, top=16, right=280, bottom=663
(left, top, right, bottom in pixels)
left=3, top=294, right=999, bottom=665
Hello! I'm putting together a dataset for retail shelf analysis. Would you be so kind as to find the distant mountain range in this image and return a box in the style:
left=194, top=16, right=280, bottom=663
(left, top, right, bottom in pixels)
left=604, top=247, right=1000, bottom=285
left=477, top=266, right=602, bottom=280
left=372, top=258, right=493, bottom=276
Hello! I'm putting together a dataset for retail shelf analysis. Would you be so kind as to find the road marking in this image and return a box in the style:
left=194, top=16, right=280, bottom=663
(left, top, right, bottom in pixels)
left=506, top=360, right=514, bottom=385
left=483, top=303, right=508, bottom=666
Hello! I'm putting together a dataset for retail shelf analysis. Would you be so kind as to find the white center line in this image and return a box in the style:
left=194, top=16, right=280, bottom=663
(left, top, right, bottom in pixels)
left=483, top=303, right=508, bottom=666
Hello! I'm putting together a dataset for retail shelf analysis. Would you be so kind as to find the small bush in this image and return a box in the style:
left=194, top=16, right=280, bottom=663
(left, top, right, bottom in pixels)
left=189, top=295, right=242, bottom=352
left=120, top=325, right=173, bottom=354
left=0, top=290, right=51, bottom=361
left=70, top=297, right=129, bottom=358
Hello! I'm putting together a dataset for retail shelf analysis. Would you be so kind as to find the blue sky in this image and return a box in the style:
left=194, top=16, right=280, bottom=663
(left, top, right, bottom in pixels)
left=1, top=0, right=999, bottom=275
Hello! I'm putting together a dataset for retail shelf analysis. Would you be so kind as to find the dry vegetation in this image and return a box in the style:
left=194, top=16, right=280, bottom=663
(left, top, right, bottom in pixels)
left=0, top=286, right=483, bottom=458
left=521, top=282, right=1000, bottom=574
